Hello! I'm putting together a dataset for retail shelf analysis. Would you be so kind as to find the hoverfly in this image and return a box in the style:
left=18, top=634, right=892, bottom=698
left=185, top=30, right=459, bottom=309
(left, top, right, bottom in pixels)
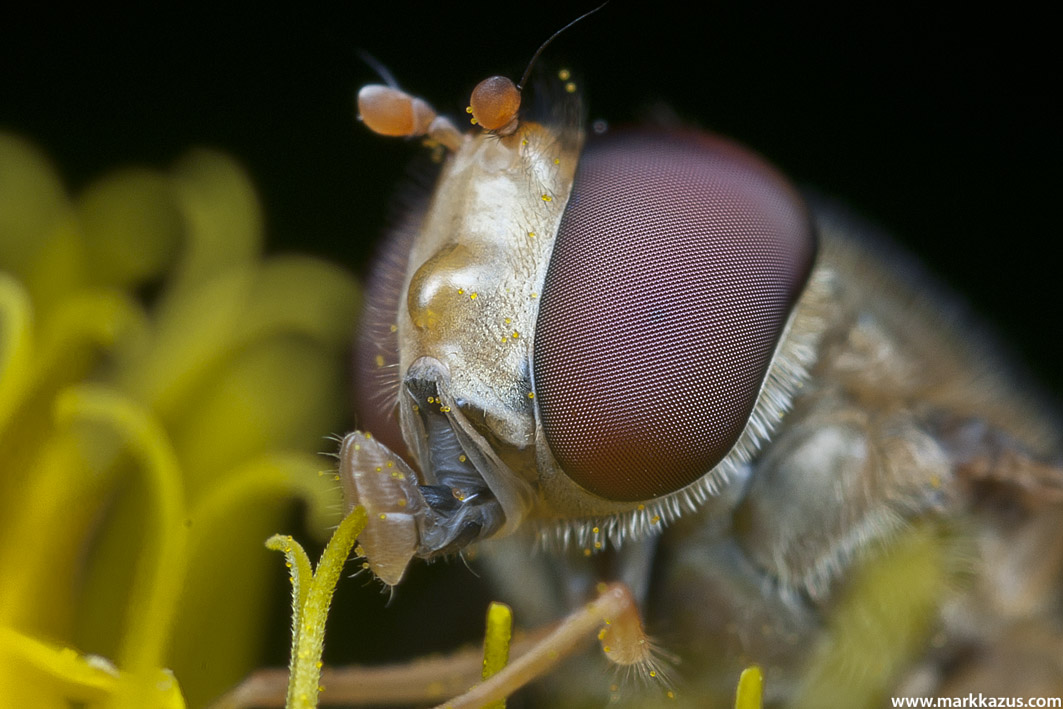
left=319, top=9, right=1062, bottom=708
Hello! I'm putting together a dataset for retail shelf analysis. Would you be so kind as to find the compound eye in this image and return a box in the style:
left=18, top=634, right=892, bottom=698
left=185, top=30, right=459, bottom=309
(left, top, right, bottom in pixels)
left=533, top=130, right=815, bottom=502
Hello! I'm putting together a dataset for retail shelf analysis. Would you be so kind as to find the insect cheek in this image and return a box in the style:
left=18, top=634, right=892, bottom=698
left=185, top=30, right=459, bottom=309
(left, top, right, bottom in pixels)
left=532, top=130, right=816, bottom=502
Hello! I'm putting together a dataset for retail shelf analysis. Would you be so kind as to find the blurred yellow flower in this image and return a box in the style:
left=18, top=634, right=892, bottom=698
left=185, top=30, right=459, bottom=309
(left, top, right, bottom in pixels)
left=0, top=133, right=359, bottom=708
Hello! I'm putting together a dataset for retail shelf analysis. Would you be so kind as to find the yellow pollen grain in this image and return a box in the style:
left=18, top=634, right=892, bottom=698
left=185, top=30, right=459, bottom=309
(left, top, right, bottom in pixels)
left=332, top=474, right=340, bottom=481
left=426, top=396, right=434, bottom=403
left=522, top=138, right=528, bottom=146
left=375, top=466, right=382, bottom=472
left=440, top=405, right=451, bottom=413
left=527, top=392, right=535, bottom=399
left=594, top=541, right=602, bottom=549
left=457, top=288, right=465, bottom=295
left=527, top=231, right=535, bottom=238
left=361, top=561, right=370, bottom=569
left=378, top=513, right=387, bottom=520
left=637, top=503, right=645, bottom=511
left=459, top=454, right=467, bottom=462
left=470, top=292, right=478, bottom=299
left=386, top=461, right=394, bottom=468
left=554, top=158, right=560, bottom=164
left=470, top=117, right=478, bottom=125
left=511, top=331, right=519, bottom=339
left=466, top=106, right=473, bottom=113
left=504, top=317, right=512, bottom=324
left=583, top=548, right=592, bottom=557
left=667, top=691, right=676, bottom=700
left=592, top=526, right=599, bottom=534
left=651, top=515, right=661, bottom=524
left=364, top=432, right=373, bottom=439
left=355, top=545, right=365, bottom=555
left=558, top=68, right=571, bottom=80
left=398, top=499, right=407, bottom=507
left=353, top=444, right=361, bottom=451
left=565, top=82, right=577, bottom=93
left=390, top=324, right=397, bottom=332
left=598, top=629, right=607, bottom=640
left=530, top=292, right=538, bottom=299
left=375, top=354, right=385, bottom=367
left=541, top=194, right=552, bottom=202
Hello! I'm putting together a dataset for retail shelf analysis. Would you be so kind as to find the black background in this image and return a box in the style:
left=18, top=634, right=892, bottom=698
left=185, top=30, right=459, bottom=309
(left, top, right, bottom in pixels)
left=3, top=0, right=1059, bottom=674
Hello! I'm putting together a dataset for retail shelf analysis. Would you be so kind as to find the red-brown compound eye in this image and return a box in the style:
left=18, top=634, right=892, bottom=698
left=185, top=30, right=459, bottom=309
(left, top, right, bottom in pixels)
left=533, top=130, right=816, bottom=502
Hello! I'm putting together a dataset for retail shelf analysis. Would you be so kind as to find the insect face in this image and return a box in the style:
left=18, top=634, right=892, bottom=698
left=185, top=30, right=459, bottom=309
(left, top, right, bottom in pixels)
left=338, top=12, right=1063, bottom=705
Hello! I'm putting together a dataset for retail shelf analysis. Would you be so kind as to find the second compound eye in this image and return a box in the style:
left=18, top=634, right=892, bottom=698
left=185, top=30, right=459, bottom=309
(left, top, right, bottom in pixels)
left=532, top=129, right=816, bottom=502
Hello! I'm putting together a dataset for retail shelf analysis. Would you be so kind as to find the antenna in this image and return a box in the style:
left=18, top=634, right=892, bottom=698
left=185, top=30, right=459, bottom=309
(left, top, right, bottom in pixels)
left=469, top=2, right=609, bottom=135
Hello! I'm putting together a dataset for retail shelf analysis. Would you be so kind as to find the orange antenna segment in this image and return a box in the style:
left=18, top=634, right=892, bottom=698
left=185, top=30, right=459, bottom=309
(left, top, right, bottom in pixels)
left=469, top=76, right=522, bottom=134
left=357, top=84, right=463, bottom=151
